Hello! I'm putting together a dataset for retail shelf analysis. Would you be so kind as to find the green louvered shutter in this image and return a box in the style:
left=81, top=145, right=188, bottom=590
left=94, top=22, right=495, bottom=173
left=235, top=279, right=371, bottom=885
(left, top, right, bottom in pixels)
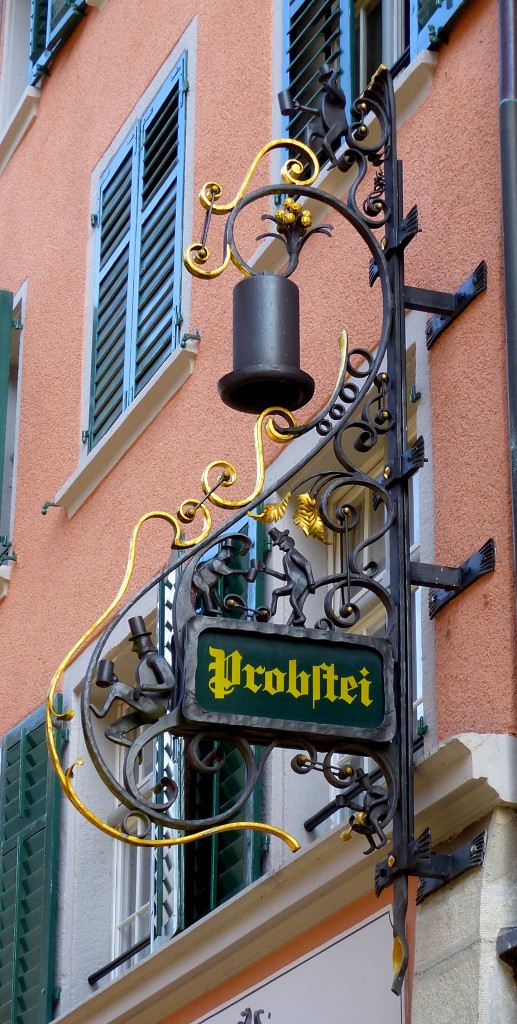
left=132, top=59, right=187, bottom=396
left=88, top=56, right=187, bottom=450
left=410, top=0, right=469, bottom=59
left=29, top=1, right=49, bottom=67
left=29, top=1, right=87, bottom=85
left=184, top=741, right=261, bottom=925
left=0, top=703, right=62, bottom=1024
left=0, top=292, right=14, bottom=537
left=88, top=129, right=139, bottom=450
left=283, top=0, right=353, bottom=143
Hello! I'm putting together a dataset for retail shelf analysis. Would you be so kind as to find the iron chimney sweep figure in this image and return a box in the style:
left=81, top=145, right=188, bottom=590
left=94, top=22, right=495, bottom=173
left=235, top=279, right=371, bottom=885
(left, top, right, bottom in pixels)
left=265, top=527, right=316, bottom=628
left=192, top=534, right=259, bottom=613
left=90, top=615, right=176, bottom=746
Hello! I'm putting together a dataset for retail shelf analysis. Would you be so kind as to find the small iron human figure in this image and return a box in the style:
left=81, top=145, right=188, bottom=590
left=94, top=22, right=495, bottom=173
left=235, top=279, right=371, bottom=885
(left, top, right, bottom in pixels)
left=266, top=527, right=316, bottom=628
left=90, top=615, right=176, bottom=747
left=192, top=534, right=259, bottom=613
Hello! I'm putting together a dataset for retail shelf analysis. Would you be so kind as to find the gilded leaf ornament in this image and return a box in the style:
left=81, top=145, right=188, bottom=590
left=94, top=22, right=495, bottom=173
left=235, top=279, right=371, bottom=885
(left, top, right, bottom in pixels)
left=293, top=493, right=327, bottom=543
left=249, top=492, right=292, bottom=524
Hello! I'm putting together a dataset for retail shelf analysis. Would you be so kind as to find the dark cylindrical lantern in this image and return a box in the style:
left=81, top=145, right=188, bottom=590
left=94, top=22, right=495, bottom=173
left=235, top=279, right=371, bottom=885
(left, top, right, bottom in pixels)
left=218, top=275, right=315, bottom=414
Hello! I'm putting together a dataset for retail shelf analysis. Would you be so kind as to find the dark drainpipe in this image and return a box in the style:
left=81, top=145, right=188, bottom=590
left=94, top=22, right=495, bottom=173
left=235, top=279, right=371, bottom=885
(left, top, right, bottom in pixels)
left=499, top=0, right=517, bottom=614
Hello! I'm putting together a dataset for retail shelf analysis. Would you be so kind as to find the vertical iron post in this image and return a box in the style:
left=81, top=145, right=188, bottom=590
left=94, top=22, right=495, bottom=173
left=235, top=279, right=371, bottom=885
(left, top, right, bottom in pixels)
left=383, top=75, right=415, bottom=994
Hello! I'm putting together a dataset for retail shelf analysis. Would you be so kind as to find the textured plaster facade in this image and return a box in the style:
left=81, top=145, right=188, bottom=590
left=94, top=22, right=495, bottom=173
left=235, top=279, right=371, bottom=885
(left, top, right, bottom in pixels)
left=0, top=0, right=514, bottom=739
left=0, top=1, right=515, bottom=1023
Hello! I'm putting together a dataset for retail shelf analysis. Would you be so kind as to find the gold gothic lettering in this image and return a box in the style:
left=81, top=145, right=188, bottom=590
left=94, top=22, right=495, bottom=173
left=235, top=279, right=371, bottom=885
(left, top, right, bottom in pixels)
left=207, top=646, right=376, bottom=709
left=208, top=646, right=242, bottom=699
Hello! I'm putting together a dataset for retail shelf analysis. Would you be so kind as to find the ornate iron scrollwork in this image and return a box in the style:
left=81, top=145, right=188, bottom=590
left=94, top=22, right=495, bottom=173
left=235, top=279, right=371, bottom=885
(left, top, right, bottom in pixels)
left=47, top=64, right=491, bottom=997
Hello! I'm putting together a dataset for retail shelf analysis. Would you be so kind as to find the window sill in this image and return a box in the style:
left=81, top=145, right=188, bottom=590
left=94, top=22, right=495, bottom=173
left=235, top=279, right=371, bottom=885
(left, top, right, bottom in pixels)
left=86, top=0, right=110, bottom=8
left=55, top=341, right=198, bottom=518
left=0, top=87, right=40, bottom=176
left=0, top=563, right=12, bottom=600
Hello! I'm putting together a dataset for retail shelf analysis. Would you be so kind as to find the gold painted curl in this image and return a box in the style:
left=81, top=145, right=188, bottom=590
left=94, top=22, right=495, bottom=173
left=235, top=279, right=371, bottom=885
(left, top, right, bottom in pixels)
left=201, top=407, right=297, bottom=510
left=47, top=432, right=303, bottom=856
left=184, top=139, right=320, bottom=280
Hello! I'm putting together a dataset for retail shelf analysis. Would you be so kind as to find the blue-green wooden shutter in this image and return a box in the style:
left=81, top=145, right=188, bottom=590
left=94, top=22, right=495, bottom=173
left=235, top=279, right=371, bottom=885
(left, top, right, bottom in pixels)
left=29, top=1, right=87, bottom=85
left=185, top=741, right=261, bottom=925
left=133, top=59, right=187, bottom=396
left=0, top=703, right=62, bottom=1024
left=88, top=57, right=187, bottom=450
left=88, top=130, right=139, bottom=449
left=0, top=292, right=14, bottom=537
left=409, top=0, right=469, bottom=59
left=283, top=0, right=353, bottom=141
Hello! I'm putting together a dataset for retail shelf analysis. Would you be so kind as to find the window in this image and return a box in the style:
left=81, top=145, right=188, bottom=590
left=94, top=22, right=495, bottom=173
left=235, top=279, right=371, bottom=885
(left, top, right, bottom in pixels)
left=283, top=0, right=469, bottom=143
left=0, top=702, right=62, bottom=1024
left=112, top=737, right=155, bottom=969
left=86, top=55, right=187, bottom=451
left=0, top=291, right=22, bottom=574
left=355, top=0, right=408, bottom=92
left=29, top=0, right=87, bottom=85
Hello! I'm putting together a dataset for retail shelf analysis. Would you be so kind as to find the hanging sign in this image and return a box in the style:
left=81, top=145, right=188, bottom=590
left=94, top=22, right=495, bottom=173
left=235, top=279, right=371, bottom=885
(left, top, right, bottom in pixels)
left=182, top=618, right=395, bottom=746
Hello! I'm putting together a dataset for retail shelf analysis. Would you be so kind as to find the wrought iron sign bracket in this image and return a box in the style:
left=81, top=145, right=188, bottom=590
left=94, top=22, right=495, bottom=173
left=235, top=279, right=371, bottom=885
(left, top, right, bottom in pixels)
left=375, top=828, right=487, bottom=904
left=46, top=62, right=493, bottom=1001
left=369, top=204, right=420, bottom=285
left=403, top=259, right=487, bottom=349
left=373, top=436, right=426, bottom=507
left=415, top=830, right=487, bottom=903
left=410, top=538, right=495, bottom=618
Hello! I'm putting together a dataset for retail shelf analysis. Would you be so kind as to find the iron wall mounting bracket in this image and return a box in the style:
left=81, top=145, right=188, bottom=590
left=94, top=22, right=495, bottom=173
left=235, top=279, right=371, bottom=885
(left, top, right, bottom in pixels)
left=497, top=927, right=517, bottom=983
left=409, top=538, right=495, bottom=618
left=403, top=260, right=487, bottom=349
left=415, top=831, right=487, bottom=903
left=374, top=828, right=487, bottom=903
left=369, top=205, right=419, bottom=285
left=373, top=436, right=426, bottom=508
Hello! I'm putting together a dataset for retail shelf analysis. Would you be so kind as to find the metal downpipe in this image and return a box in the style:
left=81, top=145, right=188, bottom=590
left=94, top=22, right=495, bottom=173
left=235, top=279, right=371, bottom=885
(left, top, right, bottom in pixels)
left=499, top=0, right=517, bottom=615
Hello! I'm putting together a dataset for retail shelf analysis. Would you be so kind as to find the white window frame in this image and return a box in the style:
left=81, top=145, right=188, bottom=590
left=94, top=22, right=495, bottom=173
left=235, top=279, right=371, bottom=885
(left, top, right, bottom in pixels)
left=53, top=20, right=198, bottom=518
left=355, top=0, right=407, bottom=93
left=0, top=1, right=110, bottom=174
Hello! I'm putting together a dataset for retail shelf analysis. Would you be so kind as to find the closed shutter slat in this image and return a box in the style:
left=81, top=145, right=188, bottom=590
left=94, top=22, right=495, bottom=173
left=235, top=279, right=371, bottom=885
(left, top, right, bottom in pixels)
left=134, top=102, right=180, bottom=393
left=141, top=85, right=180, bottom=208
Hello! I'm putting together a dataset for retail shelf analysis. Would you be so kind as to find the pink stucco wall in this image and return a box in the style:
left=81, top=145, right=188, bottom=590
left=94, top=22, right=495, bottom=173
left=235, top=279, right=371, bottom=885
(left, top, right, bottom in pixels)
left=0, top=0, right=514, bottom=740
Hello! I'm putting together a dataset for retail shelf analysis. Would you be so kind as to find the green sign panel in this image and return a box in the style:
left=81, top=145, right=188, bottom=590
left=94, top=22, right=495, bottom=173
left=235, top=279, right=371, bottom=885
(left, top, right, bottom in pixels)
left=184, top=620, right=392, bottom=740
